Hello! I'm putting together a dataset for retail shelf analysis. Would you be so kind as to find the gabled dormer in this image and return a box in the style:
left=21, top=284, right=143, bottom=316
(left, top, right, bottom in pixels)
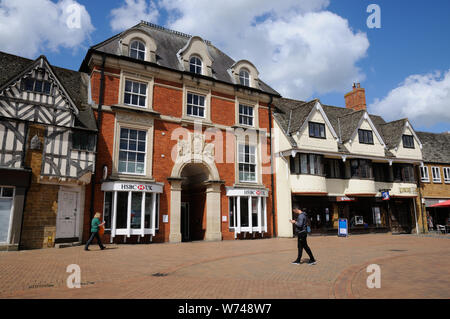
left=290, top=100, right=340, bottom=153
left=228, top=60, right=259, bottom=89
left=120, top=28, right=157, bottom=63
left=382, top=119, right=423, bottom=160
left=177, top=36, right=214, bottom=77
left=340, top=111, right=386, bottom=157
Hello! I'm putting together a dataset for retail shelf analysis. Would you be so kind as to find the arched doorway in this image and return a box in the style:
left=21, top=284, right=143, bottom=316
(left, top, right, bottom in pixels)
left=168, top=159, right=223, bottom=243
left=180, top=163, right=209, bottom=241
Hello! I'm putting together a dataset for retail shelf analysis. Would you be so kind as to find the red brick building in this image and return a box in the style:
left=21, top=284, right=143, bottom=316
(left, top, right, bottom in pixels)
left=80, top=22, right=280, bottom=244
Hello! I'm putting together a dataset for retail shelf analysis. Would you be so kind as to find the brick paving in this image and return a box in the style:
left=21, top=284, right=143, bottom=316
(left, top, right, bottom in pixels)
left=0, top=234, right=449, bottom=299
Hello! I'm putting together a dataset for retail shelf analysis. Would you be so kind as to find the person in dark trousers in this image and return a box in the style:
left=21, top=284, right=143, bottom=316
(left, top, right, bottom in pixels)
left=290, top=206, right=317, bottom=265
left=85, top=212, right=106, bottom=251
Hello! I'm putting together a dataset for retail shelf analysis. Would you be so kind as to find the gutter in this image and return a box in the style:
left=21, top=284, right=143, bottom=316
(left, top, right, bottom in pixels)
left=89, top=54, right=106, bottom=225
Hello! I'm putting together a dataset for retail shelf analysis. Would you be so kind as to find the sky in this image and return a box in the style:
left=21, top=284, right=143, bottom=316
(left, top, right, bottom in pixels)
left=0, top=0, right=449, bottom=133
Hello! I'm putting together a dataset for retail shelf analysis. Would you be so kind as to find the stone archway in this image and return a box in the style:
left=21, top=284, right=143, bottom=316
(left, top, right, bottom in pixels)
left=168, top=133, right=223, bottom=243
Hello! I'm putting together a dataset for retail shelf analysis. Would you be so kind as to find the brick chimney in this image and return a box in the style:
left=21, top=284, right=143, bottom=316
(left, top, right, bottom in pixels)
left=345, top=83, right=366, bottom=111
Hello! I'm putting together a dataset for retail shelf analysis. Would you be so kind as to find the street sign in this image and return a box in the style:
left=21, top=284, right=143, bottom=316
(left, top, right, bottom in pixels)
left=338, top=218, right=348, bottom=237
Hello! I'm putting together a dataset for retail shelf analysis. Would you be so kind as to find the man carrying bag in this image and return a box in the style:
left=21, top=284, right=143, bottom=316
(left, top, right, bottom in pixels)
left=290, top=206, right=317, bottom=265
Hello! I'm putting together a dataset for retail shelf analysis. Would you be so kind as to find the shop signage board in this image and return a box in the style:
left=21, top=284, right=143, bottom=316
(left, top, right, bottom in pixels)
left=226, top=188, right=269, bottom=197
left=101, top=182, right=164, bottom=193
left=336, top=196, right=355, bottom=202
left=338, top=218, right=348, bottom=237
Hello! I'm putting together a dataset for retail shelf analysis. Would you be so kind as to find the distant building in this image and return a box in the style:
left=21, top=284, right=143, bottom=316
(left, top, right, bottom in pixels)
left=416, top=131, right=450, bottom=231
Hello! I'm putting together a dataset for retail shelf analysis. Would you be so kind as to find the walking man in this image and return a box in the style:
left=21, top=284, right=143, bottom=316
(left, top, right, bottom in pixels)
left=85, top=212, right=106, bottom=251
left=290, top=205, right=317, bottom=265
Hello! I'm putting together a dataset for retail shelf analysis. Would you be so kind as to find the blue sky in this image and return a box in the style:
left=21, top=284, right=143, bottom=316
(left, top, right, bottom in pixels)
left=0, top=0, right=449, bottom=133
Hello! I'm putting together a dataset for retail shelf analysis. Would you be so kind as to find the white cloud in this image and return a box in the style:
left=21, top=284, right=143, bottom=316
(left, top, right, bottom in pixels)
left=110, top=0, right=159, bottom=32
left=370, top=70, right=450, bottom=128
left=0, top=0, right=94, bottom=58
left=158, top=0, right=368, bottom=99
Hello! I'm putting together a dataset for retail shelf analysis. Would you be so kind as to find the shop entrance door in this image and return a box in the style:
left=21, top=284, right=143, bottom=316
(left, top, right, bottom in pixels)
left=391, top=200, right=412, bottom=234
left=181, top=202, right=190, bottom=242
left=0, top=198, right=13, bottom=243
left=56, top=190, right=79, bottom=239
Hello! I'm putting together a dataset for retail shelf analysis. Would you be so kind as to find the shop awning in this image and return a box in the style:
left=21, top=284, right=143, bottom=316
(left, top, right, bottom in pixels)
left=430, top=200, right=450, bottom=208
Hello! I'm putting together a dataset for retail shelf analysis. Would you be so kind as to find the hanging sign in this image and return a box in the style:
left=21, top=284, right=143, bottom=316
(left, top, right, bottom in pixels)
left=382, top=191, right=390, bottom=201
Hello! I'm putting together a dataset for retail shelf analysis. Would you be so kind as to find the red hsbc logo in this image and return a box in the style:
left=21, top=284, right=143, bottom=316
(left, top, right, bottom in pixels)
left=255, top=191, right=261, bottom=195
left=138, top=185, right=145, bottom=190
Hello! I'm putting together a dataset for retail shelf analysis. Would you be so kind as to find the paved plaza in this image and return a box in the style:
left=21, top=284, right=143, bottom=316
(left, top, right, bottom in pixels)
left=0, top=234, right=449, bottom=299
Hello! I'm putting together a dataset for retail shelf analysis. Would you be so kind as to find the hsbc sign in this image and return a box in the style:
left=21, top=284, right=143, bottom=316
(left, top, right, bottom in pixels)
left=226, top=188, right=269, bottom=197
left=101, top=182, right=164, bottom=193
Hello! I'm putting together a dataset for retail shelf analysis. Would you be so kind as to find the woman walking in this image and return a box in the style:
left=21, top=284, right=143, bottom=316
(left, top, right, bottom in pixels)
left=85, top=212, right=106, bottom=251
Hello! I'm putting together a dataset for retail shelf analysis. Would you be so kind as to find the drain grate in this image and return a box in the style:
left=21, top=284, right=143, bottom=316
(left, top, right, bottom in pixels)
left=152, top=273, right=168, bottom=277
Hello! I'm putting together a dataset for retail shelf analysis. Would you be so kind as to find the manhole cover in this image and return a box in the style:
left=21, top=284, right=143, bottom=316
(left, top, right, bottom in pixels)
left=152, top=273, right=168, bottom=277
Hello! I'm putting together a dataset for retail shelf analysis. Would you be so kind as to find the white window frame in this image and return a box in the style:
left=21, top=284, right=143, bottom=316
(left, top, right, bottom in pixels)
left=129, top=40, right=146, bottom=61
left=106, top=191, right=159, bottom=240
left=118, top=127, right=148, bottom=176
left=431, top=166, right=441, bottom=183
left=238, top=144, right=257, bottom=183
left=228, top=196, right=267, bottom=236
left=239, top=69, right=250, bottom=87
left=189, top=56, right=202, bottom=74
left=420, top=165, right=430, bottom=182
left=0, top=186, right=15, bottom=244
left=124, top=79, right=148, bottom=108
left=186, top=92, right=206, bottom=118
left=238, top=104, right=254, bottom=127
left=443, top=167, right=450, bottom=183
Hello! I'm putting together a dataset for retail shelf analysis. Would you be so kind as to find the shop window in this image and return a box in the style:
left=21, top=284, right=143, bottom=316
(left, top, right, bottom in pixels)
left=124, top=80, right=147, bottom=108
left=118, top=128, right=147, bottom=175
left=420, top=166, right=429, bottom=182
left=350, top=159, right=373, bottom=179
left=309, top=122, right=326, bottom=139
left=239, top=104, right=254, bottom=127
left=187, top=92, right=206, bottom=118
left=228, top=196, right=266, bottom=233
left=103, top=191, right=159, bottom=235
left=402, top=135, right=414, bottom=149
left=1, top=187, right=14, bottom=198
left=238, top=144, right=256, bottom=182
left=393, top=164, right=415, bottom=183
left=289, top=153, right=323, bottom=176
left=358, top=129, right=374, bottom=145
left=431, top=167, right=441, bottom=183
left=72, top=130, right=96, bottom=152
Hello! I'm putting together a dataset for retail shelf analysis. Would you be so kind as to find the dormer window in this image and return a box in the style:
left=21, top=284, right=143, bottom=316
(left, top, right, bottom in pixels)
left=189, top=56, right=202, bottom=74
left=130, top=40, right=146, bottom=61
left=402, top=135, right=414, bottom=149
left=239, top=69, right=250, bottom=86
left=358, top=129, right=374, bottom=144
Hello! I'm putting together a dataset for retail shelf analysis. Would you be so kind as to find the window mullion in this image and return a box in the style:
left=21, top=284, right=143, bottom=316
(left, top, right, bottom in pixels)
left=151, top=193, right=157, bottom=236
left=248, top=196, right=252, bottom=233
left=141, top=192, right=145, bottom=237
left=112, top=191, right=117, bottom=241
left=127, top=192, right=132, bottom=237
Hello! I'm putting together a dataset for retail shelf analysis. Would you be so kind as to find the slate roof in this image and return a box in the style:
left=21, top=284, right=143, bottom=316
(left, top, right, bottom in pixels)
left=416, top=131, right=450, bottom=164
left=83, top=21, right=280, bottom=97
left=0, top=51, right=96, bottom=131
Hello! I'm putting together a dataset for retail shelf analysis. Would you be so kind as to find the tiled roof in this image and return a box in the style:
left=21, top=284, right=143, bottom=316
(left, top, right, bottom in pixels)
left=86, top=22, right=279, bottom=96
left=0, top=51, right=96, bottom=131
left=416, top=131, right=450, bottom=164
